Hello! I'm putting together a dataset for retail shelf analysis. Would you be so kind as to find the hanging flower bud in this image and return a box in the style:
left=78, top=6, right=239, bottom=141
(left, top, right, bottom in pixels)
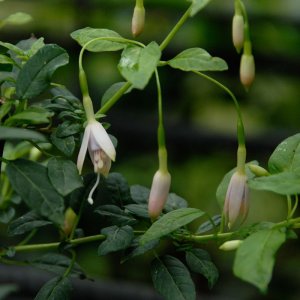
left=224, top=171, right=249, bottom=228
left=148, top=170, right=171, bottom=220
left=131, top=0, right=145, bottom=37
left=62, top=207, right=77, bottom=236
left=232, top=14, right=244, bottom=53
left=219, top=239, right=243, bottom=251
left=240, top=53, right=255, bottom=89
left=77, top=120, right=116, bottom=176
left=248, top=164, right=270, bottom=177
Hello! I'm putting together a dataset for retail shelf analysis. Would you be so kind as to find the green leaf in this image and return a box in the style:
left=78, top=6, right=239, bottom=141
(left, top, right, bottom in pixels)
left=4, top=107, right=53, bottom=126
left=124, top=203, right=149, bottom=219
left=16, top=44, right=69, bottom=99
left=6, top=159, right=64, bottom=225
left=248, top=172, right=300, bottom=195
left=151, top=255, right=196, bottom=300
left=187, top=0, right=212, bottom=17
left=0, top=284, right=18, bottom=300
left=25, top=37, right=45, bottom=58
left=0, top=102, right=12, bottom=122
left=98, top=225, right=134, bottom=255
left=0, top=207, right=15, bottom=224
left=185, top=249, right=219, bottom=289
left=30, top=253, right=85, bottom=278
left=164, top=193, right=188, bottom=212
left=0, top=54, right=14, bottom=64
left=70, top=27, right=126, bottom=52
left=95, top=205, right=137, bottom=226
left=3, top=12, right=32, bottom=25
left=140, top=208, right=205, bottom=245
left=168, top=48, right=227, bottom=72
left=101, top=82, right=127, bottom=107
left=268, top=134, right=300, bottom=174
left=118, top=42, right=161, bottom=89
left=51, top=130, right=75, bottom=157
left=196, top=215, right=221, bottom=233
left=8, top=211, right=51, bottom=236
left=34, top=276, right=72, bottom=300
left=130, top=185, right=150, bottom=204
left=0, top=126, right=47, bottom=142
left=233, top=228, right=286, bottom=293
left=0, top=41, right=24, bottom=56
left=56, top=122, right=82, bottom=138
left=47, top=157, right=83, bottom=196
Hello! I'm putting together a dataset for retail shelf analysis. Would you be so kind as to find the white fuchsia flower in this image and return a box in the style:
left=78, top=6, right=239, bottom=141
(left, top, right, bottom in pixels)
left=224, top=171, right=249, bottom=228
left=232, top=14, right=244, bottom=53
left=148, top=170, right=171, bottom=220
left=77, top=120, right=116, bottom=176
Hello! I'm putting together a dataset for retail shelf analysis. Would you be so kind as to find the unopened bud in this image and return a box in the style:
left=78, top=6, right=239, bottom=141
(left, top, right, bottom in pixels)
left=232, top=14, right=244, bottom=53
left=248, top=164, right=269, bottom=177
left=240, top=53, right=255, bottom=89
left=219, top=239, right=243, bottom=251
left=131, top=2, right=145, bottom=37
left=148, top=170, right=171, bottom=220
left=63, top=207, right=77, bottom=236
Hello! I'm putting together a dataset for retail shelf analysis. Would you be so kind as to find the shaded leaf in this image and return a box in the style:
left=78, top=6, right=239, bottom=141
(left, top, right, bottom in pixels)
left=8, top=211, right=51, bottom=236
left=164, top=193, right=188, bottom=212
left=51, top=130, right=75, bottom=157
left=0, top=207, right=15, bottom=224
left=130, top=185, right=150, bottom=204
left=186, top=249, right=219, bottom=289
left=101, top=82, right=127, bottom=107
left=16, top=44, right=69, bottom=99
left=196, top=215, right=221, bottom=233
left=34, top=276, right=71, bottom=300
left=151, top=255, right=196, bottom=300
left=168, top=48, right=227, bottom=72
left=140, top=208, right=205, bottom=245
left=48, top=157, right=83, bottom=196
left=0, top=126, right=47, bottom=142
left=0, top=284, right=18, bottom=300
left=124, top=203, right=149, bottom=219
left=118, top=42, right=161, bottom=89
left=6, top=159, right=64, bottom=224
left=233, top=228, right=286, bottom=293
left=98, top=225, right=134, bottom=255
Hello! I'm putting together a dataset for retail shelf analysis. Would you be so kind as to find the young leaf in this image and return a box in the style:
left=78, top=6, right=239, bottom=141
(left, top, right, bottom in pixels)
left=16, top=44, right=69, bottom=100
left=187, top=0, right=212, bottom=17
left=168, top=48, right=227, bottom=72
left=118, top=42, right=161, bottom=89
left=70, top=27, right=125, bottom=52
left=248, top=172, right=300, bottom=195
left=0, top=41, right=24, bottom=56
left=185, top=249, right=219, bottom=289
left=268, top=133, right=300, bottom=174
left=94, top=205, right=137, bottom=226
left=30, top=253, right=85, bottom=278
left=151, top=255, right=196, bottom=300
left=34, top=276, right=72, bottom=300
left=98, top=225, right=134, bottom=256
left=140, top=208, right=205, bottom=245
left=8, top=211, right=51, bottom=236
left=0, top=54, right=14, bottom=65
left=233, top=228, right=286, bottom=293
left=6, top=159, right=64, bottom=225
left=0, top=126, right=47, bottom=142
left=47, top=157, right=83, bottom=196
left=130, top=185, right=150, bottom=204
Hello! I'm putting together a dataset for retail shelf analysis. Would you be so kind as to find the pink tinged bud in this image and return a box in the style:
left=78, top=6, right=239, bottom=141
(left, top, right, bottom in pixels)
left=77, top=120, right=116, bottom=176
left=131, top=5, right=145, bottom=37
left=232, top=14, right=244, bottom=53
left=224, top=171, right=249, bottom=228
left=148, top=170, right=171, bottom=220
left=240, top=54, right=255, bottom=89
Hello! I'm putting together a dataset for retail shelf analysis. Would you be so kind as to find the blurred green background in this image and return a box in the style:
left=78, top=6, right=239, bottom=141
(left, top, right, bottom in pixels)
left=1, top=0, right=300, bottom=299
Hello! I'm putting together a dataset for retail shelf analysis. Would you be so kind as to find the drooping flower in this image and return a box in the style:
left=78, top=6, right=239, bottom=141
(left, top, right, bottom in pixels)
left=232, top=14, right=244, bottom=53
left=224, top=171, right=249, bottom=228
left=240, top=53, right=255, bottom=89
left=131, top=0, right=145, bottom=37
left=148, top=169, right=171, bottom=220
left=77, top=120, right=116, bottom=176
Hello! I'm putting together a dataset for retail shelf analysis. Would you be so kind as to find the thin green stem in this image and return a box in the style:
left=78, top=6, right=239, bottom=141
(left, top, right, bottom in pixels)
left=290, top=195, right=299, bottom=218
left=17, top=229, right=37, bottom=246
left=184, top=232, right=234, bottom=243
left=193, top=71, right=245, bottom=146
left=159, top=5, right=192, bottom=51
left=69, top=197, right=86, bottom=241
left=97, top=81, right=132, bottom=115
left=155, top=69, right=165, bottom=149
left=63, top=250, right=76, bottom=278
left=287, top=195, right=292, bottom=219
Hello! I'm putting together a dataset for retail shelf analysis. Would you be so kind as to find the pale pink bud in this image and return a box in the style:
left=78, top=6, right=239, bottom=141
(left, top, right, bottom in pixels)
left=224, top=171, right=249, bottom=228
left=232, top=14, right=244, bottom=53
left=240, top=53, right=255, bottom=89
left=131, top=5, right=145, bottom=37
left=148, top=170, right=171, bottom=220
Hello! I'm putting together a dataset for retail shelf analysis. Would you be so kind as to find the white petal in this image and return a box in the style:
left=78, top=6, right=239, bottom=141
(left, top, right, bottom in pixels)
left=77, top=125, right=91, bottom=174
left=89, top=121, right=116, bottom=161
